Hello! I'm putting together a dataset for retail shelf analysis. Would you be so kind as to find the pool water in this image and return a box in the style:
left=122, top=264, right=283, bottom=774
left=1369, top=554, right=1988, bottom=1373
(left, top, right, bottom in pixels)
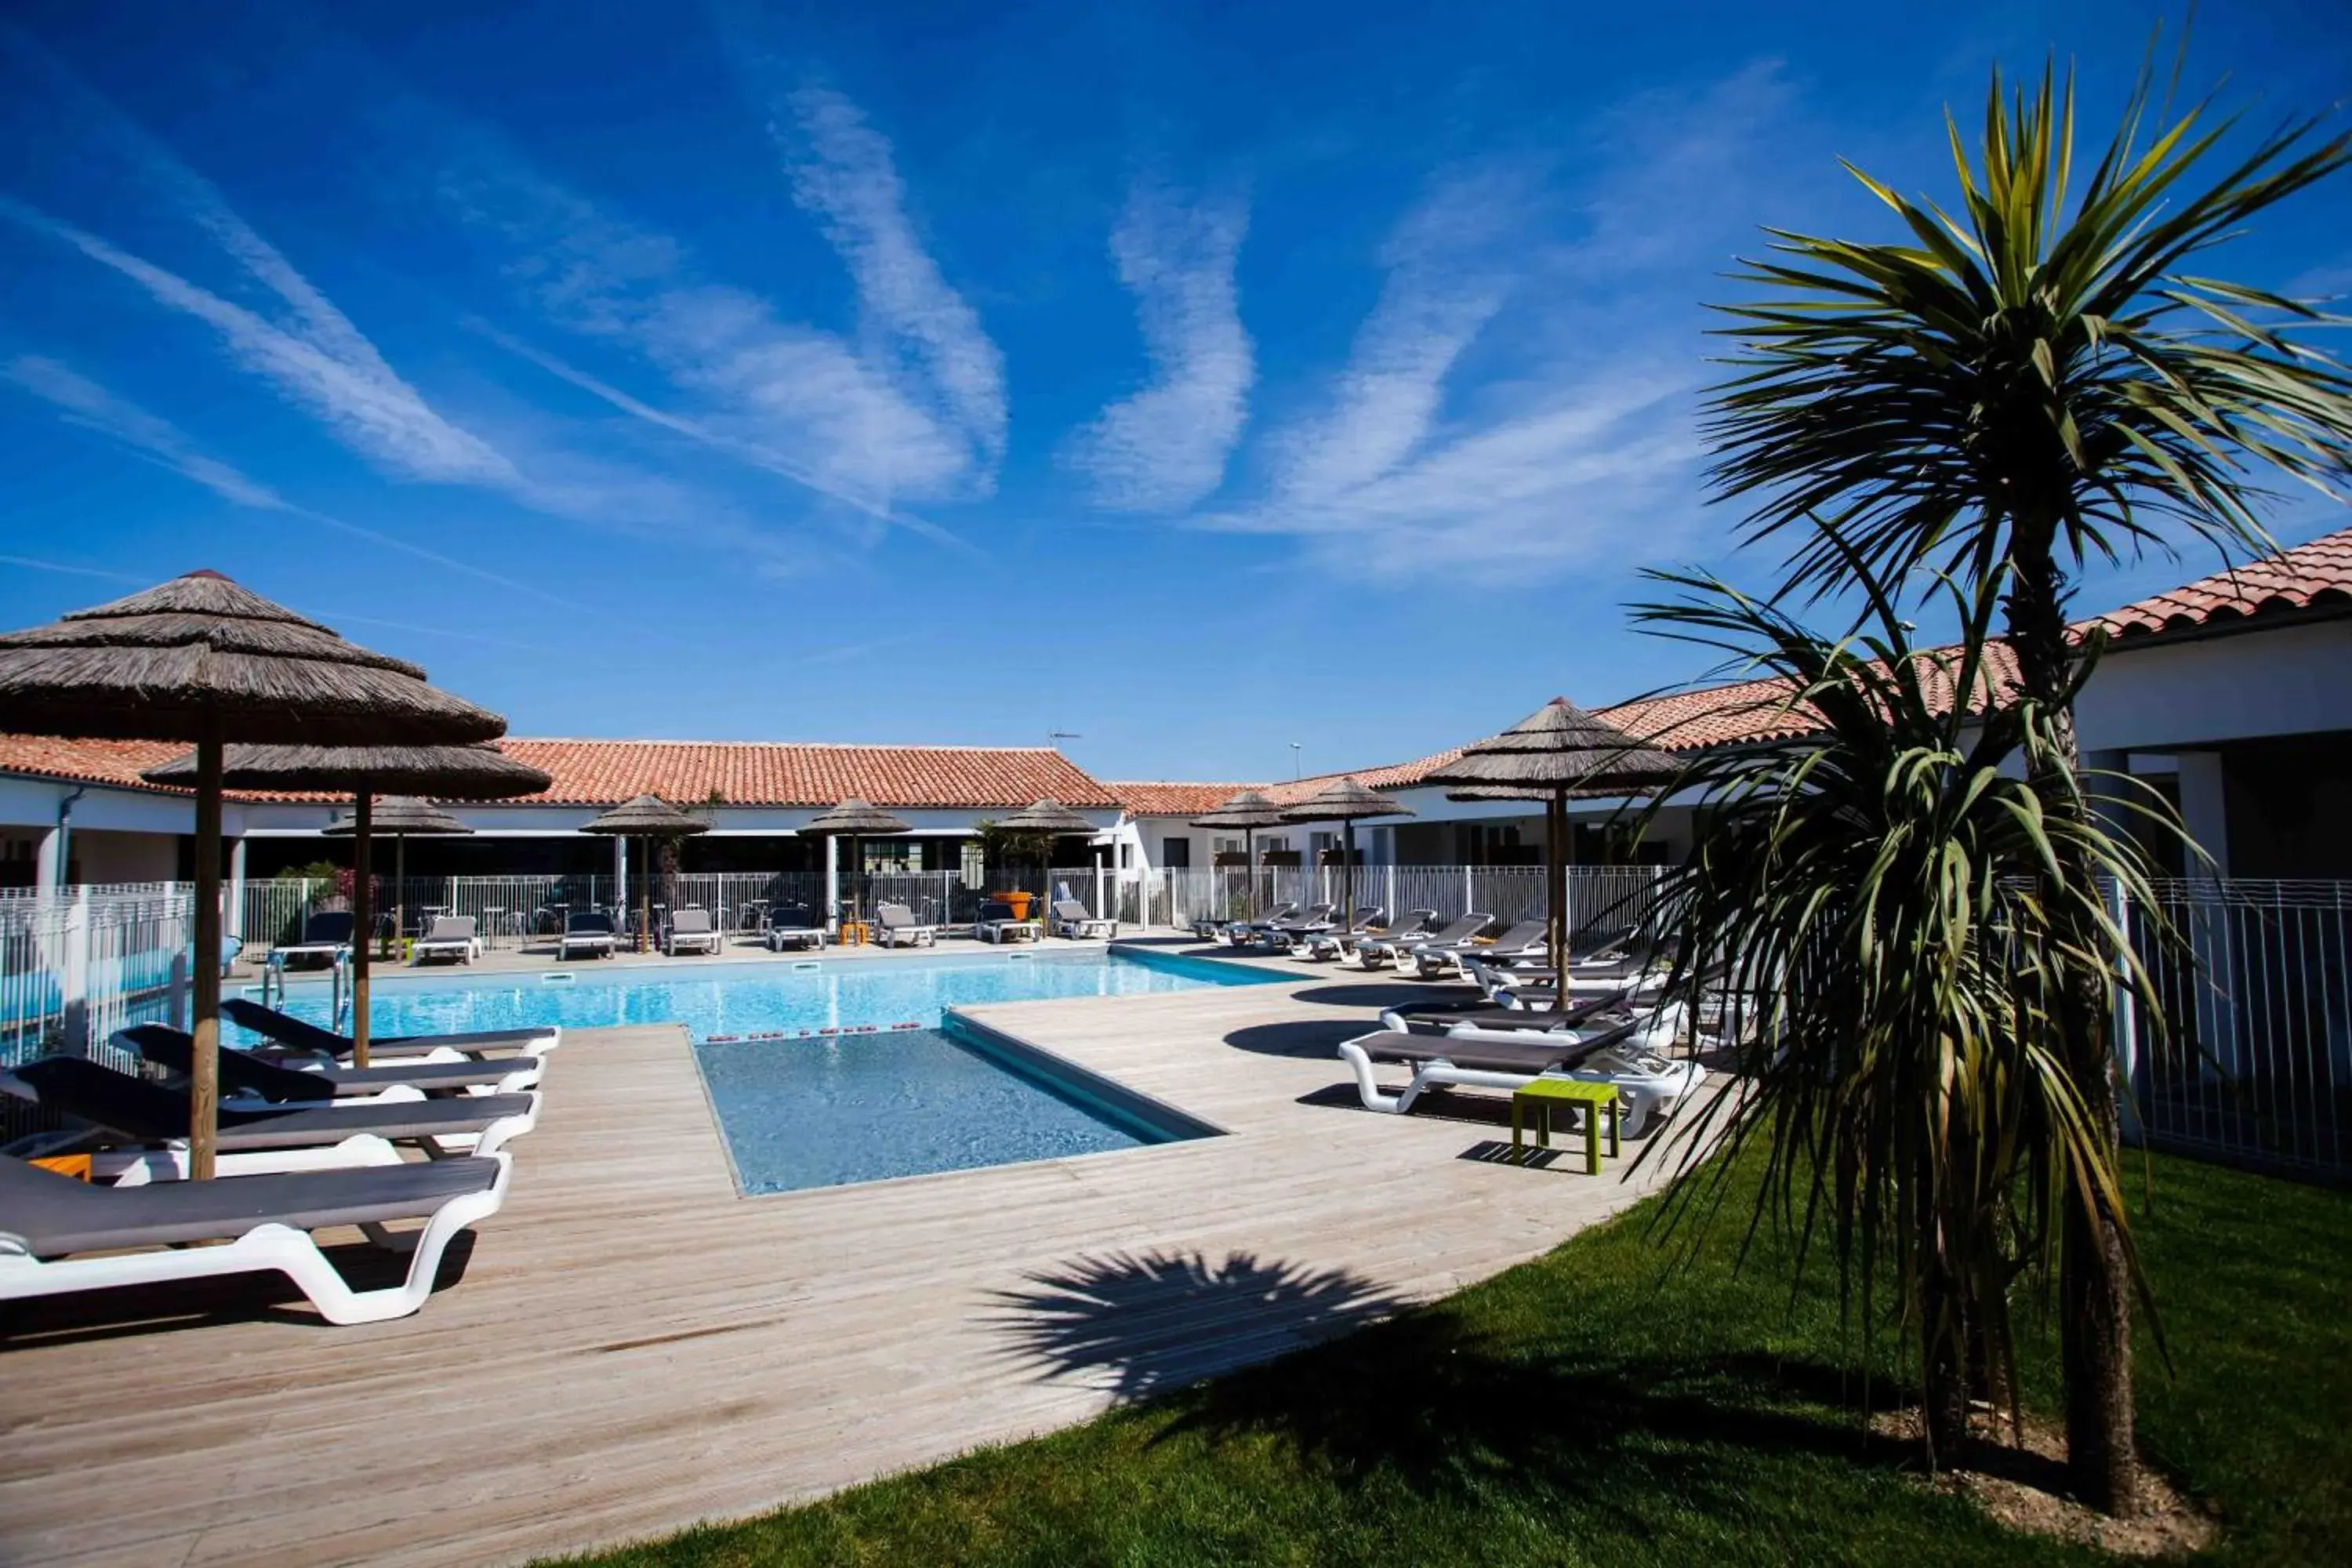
left=243, top=949, right=1266, bottom=1194
left=238, top=948, right=1276, bottom=1046
left=695, top=1025, right=1186, bottom=1194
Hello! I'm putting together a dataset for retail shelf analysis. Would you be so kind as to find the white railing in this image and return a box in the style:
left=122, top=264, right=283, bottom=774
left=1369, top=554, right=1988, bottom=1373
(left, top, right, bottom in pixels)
left=1155, top=863, right=1666, bottom=938
left=1, top=887, right=194, bottom=1076
left=2121, top=878, right=2352, bottom=1180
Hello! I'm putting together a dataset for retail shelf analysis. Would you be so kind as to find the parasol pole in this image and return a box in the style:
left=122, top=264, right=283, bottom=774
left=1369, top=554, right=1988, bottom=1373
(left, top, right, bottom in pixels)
left=189, top=721, right=223, bottom=1181
left=351, top=793, right=374, bottom=1065
left=1341, top=813, right=1356, bottom=933
left=637, top=833, right=651, bottom=952
left=1548, top=786, right=1569, bottom=1012
left=393, top=829, right=408, bottom=962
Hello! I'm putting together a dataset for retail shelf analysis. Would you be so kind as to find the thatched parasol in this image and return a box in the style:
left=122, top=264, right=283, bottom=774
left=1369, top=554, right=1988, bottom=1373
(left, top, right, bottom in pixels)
left=1423, top=699, right=1679, bottom=1010
left=583, top=795, right=710, bottom=951
left=147, top=744, right=547, bottom=1040
left=325, top=798, right=470, bottom=1019
left=800, top=800, right=911, bottom=927
left=324, top=796, right=470, bottom=837
left=1280, top=777, right=1414, bottom=933
left=144, top=743, right=549, bottom=1065
left=0, top=570, right=503, bottom=1178
left=998, top=798, right=1108, bottom=921
left=1190, top=789, right=1288, bottom=923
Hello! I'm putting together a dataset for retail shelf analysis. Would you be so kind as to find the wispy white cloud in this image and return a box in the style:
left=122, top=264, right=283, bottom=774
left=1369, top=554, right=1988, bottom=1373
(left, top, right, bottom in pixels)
left=0, top=353, right=568, bottom=603
left=1197, top=66, right=1793, bottom=583
left=0, top=197, right=517, bottom=488
left=0, top=44, right=815, bottom=581
left=1065, top=181, right=1253, bottom=511
left=469, top=318, right=972, bottom=554
left=0, top=552, right=145, bottom=584
left=780, top=87, right=1006, bottom=473
left=2, top=353, right=287, bottom=508
left=434, top=87, right=1000, bottom=527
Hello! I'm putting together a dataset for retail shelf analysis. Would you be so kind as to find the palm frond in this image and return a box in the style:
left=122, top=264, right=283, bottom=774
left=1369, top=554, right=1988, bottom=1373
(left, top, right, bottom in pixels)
left=1703, top=64, right=2352, bottom=609
left=1624, top=558, right=2188, bottom=1457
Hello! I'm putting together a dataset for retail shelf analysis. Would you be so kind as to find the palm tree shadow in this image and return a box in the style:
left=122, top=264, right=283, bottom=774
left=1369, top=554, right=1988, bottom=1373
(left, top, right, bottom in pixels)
left=986, top=1250, right=1408, bottom=1404
left=1158, top=1308, right=1918, bottom=1509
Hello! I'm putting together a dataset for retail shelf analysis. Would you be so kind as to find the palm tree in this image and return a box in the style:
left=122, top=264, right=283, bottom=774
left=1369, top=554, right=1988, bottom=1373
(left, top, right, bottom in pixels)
left=1628, top=555, right=2181, bottom=1471
left=1702, top=59, right=2352, bottom=1508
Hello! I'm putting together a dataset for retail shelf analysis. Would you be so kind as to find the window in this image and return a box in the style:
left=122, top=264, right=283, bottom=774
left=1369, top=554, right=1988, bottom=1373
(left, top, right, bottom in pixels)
left=1161, top=837, right=1191, bottom=869
left=960, top=840, right=986, bottom=885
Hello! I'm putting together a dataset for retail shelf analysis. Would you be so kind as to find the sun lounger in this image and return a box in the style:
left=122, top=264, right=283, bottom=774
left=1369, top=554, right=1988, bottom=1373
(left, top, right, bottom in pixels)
left=0, top=1055, right=539, bottom=1178
left=761, top=904, right=826, bottom=951
left=118, top=1024, right=544, bottom=1102
left=1356, top=912, right=1492, bottom=971
left=873, top=902, right=940, bottom=948
left=1208, top=901, right=1295, bottom=945
left=1049, top=899, right=1116, bottom=940
left=663, top=908, right=724, bottom=956
left=558, top=909, right=618, bottom=960
left=1306, top=909, right=1436, bottom=961
left=274, top=910, right=354, bottom=967
left=0, top=1151, right=510, bottom=1325
left=411, top=915, right=481, bottom=965
left=1232, top=903, right=1335, bottom=950
left=1336, top=1005, right=1704, bottom=1133
left=222, top=998, right=557, bottom=1062
left=1377, top=989, right=1632, bottom=1036
left=1415, top=917, right=1547, bottom=978
left=1269, top=905, right=1377, bottom=954
left=976, top=901, right=1043, bottom=944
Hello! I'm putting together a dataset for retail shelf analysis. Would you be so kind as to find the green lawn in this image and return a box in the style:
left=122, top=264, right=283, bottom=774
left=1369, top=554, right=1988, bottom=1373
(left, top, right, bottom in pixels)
left=554, top=1152, right=2351, bottom=1566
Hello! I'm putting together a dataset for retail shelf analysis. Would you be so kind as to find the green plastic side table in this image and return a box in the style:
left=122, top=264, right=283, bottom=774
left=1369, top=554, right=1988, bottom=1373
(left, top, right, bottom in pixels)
left=1511, top=1078, right=1621, bottom=1174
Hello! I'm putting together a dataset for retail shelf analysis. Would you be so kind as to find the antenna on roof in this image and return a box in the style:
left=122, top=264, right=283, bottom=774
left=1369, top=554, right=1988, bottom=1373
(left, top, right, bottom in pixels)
left=1289, top=742, right=1301, bottom=780
left=1047, top=729, right=1081, bottom=750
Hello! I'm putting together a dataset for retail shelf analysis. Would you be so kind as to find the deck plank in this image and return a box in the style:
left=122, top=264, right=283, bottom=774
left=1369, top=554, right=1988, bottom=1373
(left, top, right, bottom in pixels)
left=0, top=947, right=1700, bottom=1566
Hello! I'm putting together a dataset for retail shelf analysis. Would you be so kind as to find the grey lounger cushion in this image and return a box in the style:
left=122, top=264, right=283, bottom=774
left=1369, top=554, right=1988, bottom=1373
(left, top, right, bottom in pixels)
left=1354, top=1018, right=1637, bottom=1073
left=221, top=998, right=544, bottom=1061
left=13, top=1057, right=532, bottom=1151
left=121, top=1025, right=539, bottom=1100
left=1387, top=992, right=1631, bottom=1033
left=0, top=1152, right=499, bottom=1258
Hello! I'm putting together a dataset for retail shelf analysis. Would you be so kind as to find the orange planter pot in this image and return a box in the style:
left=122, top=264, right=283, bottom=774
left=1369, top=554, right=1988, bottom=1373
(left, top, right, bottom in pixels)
left=993, top=891, right=1035, bottom=920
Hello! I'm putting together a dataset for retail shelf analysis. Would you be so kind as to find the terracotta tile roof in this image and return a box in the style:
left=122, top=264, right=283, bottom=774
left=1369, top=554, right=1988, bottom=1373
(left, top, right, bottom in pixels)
left=1599, top=642, right=2026, bottom=753
left=2078, top=527, right=2352, bottom=643
left=1106, top=782, right=1264, bottom=817
left=484, top=740, right=1120, bottom=809
left=1112, top=748, right=1476, bottom=817
left=0, top=736, right=197, bottom=794
left=0, top=735, right=1121, bottom=811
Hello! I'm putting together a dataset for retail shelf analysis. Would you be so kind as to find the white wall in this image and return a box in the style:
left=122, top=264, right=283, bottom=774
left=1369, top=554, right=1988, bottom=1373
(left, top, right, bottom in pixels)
left=2076, top=619, right=2352, bottom=753
left=68, top=827, right=179, bottom=884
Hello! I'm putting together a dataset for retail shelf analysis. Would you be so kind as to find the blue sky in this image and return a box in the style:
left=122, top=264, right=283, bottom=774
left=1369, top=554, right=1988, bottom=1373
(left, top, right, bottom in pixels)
left=1, top=1, right=2346, bottom=782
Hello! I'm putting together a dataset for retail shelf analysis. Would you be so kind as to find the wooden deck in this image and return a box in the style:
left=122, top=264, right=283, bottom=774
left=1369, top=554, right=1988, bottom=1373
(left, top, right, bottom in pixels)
left=0, top=949, right=1692, bottom=1566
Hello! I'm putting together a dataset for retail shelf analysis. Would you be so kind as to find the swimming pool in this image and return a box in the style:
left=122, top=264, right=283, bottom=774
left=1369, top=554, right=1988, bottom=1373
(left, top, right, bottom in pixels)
left=243, top=949, right=1268, bottom=1196
left=237, top=947, right=1279, bottom=1046
left=696, top=1022, right=1215, bottom=1195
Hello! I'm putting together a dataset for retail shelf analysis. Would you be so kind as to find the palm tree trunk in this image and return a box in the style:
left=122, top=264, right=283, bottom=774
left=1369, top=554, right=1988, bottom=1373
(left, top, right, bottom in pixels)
left=1919, top=1181, right=1972, bottom=1466
left=2005, top=540, right=2141, bottom=1515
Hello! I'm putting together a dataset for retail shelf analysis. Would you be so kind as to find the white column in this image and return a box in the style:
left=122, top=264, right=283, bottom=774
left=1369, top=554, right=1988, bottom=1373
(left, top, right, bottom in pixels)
left=824, top=834, right=840, bottom=934
left=2172, top=750, right=2238, bottom=1080
left=35, top=823, right=62, bottom=899
left=613, top=835, right=627, bottom=911
left=2175, top=751, right=2230, bottom=878
left=227, top=836, right=248, bottom=939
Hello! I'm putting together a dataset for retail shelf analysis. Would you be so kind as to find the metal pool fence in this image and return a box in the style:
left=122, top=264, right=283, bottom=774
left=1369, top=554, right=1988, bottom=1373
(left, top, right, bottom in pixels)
left=2120, top=878, right=2352, bottom=1181
left=1151, top=863, right=1666, bottom=943
left=1, top=887, right=194, bottom=1139
left=10, top=869, right=2349, bottom=1180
